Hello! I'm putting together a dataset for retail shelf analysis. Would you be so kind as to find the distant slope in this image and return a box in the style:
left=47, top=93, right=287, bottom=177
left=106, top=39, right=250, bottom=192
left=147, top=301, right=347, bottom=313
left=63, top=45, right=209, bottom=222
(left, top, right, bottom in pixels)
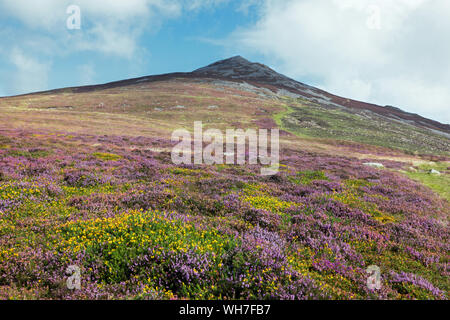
left=0, top=56, right=449, bottom=156
left=193, top=56, right=450, bottom=136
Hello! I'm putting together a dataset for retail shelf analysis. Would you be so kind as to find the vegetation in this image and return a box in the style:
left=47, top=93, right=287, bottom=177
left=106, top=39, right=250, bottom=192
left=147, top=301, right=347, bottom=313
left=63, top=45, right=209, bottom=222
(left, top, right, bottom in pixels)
left=405, top=162, right=450, bottom=201
left=277, top=100, right=450, bottom=155
left=0, top=78, right=448, bottom=300
left=0, top=129, right=447, bottom=300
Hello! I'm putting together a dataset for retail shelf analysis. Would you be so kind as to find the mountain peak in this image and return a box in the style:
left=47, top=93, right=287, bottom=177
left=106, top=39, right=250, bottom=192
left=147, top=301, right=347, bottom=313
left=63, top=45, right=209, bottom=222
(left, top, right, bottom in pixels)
left=193, top=56, right=309, bottom=89
left=222, top=55, right=250, bottom=63
left=191, top=56, right=449, bottom=134
left=195, top=55, right=251, bottom=70
left=193, top=56, right=259, bottom=77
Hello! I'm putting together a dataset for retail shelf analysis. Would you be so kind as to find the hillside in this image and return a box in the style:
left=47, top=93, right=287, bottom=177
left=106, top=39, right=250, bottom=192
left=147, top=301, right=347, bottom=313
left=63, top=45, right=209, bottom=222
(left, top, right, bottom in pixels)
left=3, top=56, right=448, bottom=155
left=0, top=57, right=448, bottom=300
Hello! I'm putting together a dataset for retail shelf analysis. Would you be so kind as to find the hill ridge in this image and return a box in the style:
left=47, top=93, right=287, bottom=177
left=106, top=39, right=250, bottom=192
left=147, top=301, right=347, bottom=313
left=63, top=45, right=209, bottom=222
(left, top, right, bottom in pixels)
left=1, top=56, right=449, bottom=134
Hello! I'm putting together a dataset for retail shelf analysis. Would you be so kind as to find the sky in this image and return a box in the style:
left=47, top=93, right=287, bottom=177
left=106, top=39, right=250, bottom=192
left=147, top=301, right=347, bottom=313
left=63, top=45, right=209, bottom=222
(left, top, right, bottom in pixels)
left=0, top=0, right=449, bottom=124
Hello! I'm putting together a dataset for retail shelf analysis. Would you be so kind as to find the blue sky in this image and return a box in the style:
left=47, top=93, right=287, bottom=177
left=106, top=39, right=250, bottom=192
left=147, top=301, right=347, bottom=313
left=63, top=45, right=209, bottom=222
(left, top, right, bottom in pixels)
left=0, top=1, right=263, bottom=95
left=1, top=0, right=449, bottom=123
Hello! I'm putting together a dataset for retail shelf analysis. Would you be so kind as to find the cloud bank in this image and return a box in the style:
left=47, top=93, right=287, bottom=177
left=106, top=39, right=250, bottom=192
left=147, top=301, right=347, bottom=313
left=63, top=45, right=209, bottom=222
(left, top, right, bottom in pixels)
left=1, top=0, right=448, bottom=124
left=0, top=0, right=226, bottom=95
left=231, top=0, right=450, bottom=123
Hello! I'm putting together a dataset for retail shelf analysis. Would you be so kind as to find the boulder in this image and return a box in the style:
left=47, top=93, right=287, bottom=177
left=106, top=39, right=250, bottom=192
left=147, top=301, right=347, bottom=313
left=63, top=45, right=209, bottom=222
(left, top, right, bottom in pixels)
left=363, top=162, right=384, bottom=169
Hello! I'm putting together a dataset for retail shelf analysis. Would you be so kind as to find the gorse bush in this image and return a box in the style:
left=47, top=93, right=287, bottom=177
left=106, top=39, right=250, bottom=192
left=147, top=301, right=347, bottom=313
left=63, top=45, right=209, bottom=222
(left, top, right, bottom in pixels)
left=289, top=170, right=329, bottom=185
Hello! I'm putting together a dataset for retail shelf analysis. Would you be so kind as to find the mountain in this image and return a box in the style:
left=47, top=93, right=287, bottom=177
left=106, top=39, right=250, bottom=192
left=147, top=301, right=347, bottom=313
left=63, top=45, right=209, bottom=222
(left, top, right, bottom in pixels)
left=14, top=55, right=449, bottom=136
left=195, top=56, right=450, bottom=135
left=4, top=56, right=448, bottom=156
left=193, top=56, right=311, bottom=89
left=0, top=56, right=449, bottom=300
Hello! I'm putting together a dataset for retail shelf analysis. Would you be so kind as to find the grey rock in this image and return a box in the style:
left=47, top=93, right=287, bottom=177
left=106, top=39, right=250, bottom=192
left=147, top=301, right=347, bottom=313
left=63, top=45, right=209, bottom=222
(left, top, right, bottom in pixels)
left=363, top=162, right=384, bottom=168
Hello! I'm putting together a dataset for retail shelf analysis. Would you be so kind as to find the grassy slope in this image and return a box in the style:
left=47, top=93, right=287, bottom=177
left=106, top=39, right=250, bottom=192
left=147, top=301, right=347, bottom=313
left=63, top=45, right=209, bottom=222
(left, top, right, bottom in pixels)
left=0, top=80, right=286, bottom=136
left=405, top=163, right=450, bottom=201
left=275, top=99, right=450, bottom=156
left=0, top=80, right=449, bottom=300
left=274, top=100, right=450, bottom=202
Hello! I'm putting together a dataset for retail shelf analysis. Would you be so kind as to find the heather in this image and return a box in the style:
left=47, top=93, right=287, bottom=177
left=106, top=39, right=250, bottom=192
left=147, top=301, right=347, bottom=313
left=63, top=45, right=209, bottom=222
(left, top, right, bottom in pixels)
left=0, top=128, right=448, bottom=300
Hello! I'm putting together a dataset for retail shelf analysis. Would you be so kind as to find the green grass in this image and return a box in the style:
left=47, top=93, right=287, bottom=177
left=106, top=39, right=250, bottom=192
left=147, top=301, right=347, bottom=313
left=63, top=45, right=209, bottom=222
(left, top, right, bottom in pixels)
left=274, top=100, right=450, bottom=155
left=273, top=104, right=294, bottom=129
left=288, top=170, right=329, bottom=185
left=7, top=149, right=52, bottom=158
left=405, top=162, right=450, bottom=201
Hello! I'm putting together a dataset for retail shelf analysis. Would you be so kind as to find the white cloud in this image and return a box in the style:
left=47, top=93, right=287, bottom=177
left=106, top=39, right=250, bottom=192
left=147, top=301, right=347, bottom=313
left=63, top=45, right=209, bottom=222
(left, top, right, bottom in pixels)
left=8, top=48, right=50, bottom=94
left=185, top=0, right=228, bottom=11
left=230, top=0, right=450, bottom=123
left=0, top=0, right=64, bottom=29
left=0, top=0, right=180, bottom=59
left=0, top=0, right=225, bottom=94
left=0, top=0, right=222, bottom=59
left=0, top=0, right=179, bottom=28
left=236, top=0, right=261, bottom=14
